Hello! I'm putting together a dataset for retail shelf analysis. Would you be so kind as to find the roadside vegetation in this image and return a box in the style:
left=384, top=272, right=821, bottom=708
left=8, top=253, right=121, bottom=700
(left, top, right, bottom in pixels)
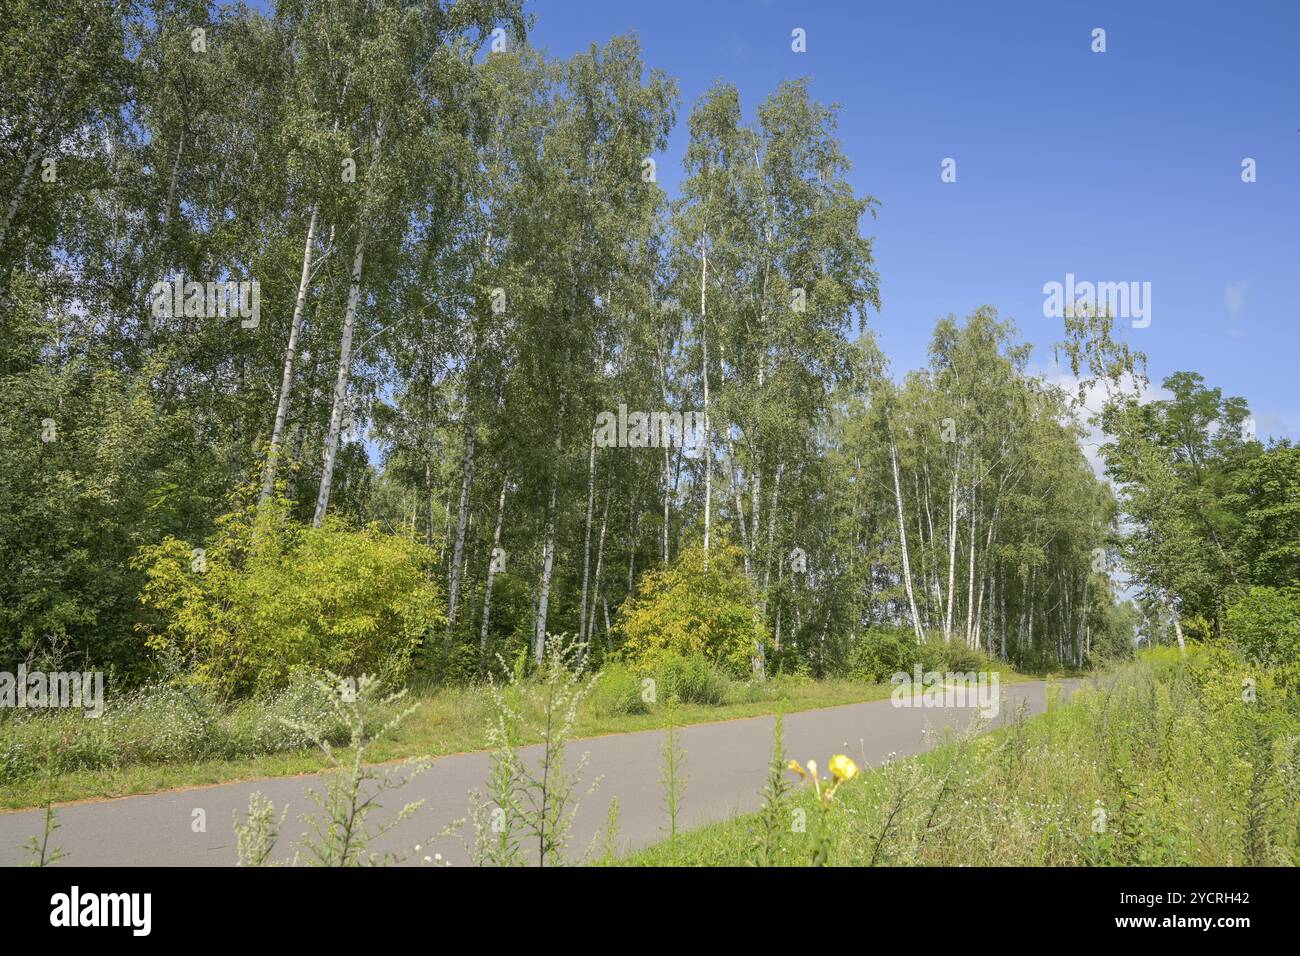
left=0, top=635, right=1038, bottom=810
left=3, top=1, right=1296, bottom=871
left=625, top=647, right=1300, bottom=866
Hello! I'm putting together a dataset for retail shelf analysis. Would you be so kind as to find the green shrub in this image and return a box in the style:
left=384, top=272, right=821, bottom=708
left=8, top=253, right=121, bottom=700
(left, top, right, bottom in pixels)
left=591, top=662, right=649, bottom=716
left=417, top=638, right=482, bottom=686
left=724, top=680, right=769, bottom=704
left=1227, top=586, right=1300, bottom=688
left=0, top=668, right=359, bottom=786
left=247, top=668, right=355, bottom=752
left=617, top=542, right=763, bottom=675
left=134, top=495, right=445, bottom=695
left=846, top=630, right=997, bottom=684
left=766, top=669, right=814, bottom=694
left=847, top=627, right=918, bottom=683
left=654, top=652, right=730, bottom=705
left=919, top=638, right=991, bottom=675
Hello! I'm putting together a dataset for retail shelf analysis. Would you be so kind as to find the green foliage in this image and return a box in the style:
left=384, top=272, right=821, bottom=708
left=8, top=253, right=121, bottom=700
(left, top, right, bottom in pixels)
left=630, top=647, right=1300, bottom=866
left=1227, top=445, right=1300, bottom=589
left=0, top=667, right=368, bottom=786
left=847, top=627, right=917, bottom=683
left=418, top=638, right=483, bottom=687
left=233, top=673, right=428, bottom=867
left=590, top=661, right=649, bottom=716
left=846, top=629, right=995, bottom=683
left=659, top=698, right=686, bottom=861
left=2, top=0, right=1291, bottom=723
left=1096, top=362, right=1300, bottom=647
left=821, top=307, right=1120, bottom=673
left=1227, top=586, right=1300, bottom=688
left=135, top=496, right=444, bottom=695
left=1, top=0, right=1136, bottom=688
left=0, top=354, right=224, bottom=678
left=1090, top=599, right=1141, bottom=662
left=467, top=636, right=601, bottom=866
left=617, top=542, right=763, bottom=675
left=751, top=709, right=792, bottom=866
left=653, top=652, right=731, bottom=706
left=918, top=637, right=994, bottom=675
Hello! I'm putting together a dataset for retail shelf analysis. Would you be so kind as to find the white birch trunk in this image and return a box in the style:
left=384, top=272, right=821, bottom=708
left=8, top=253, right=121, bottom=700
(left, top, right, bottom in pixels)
left=534, top=479, right=557, bottom=664
left=700, top=241, right=711, bottom=567
left=447, top=416, right=475, bottom=632
left=586, top=484, right=610, bottom=658
left=1165, top=594, right=1187, bottom=654
left=579, top=426, right=597, bottom=642
left=891, top=439, right=925, bottom=643
left=943, top=448, right=960, bottom=642
left=261, top=206, right=318, bottom=502
left=965, top=477, right=977, bottom=648
left=313, top=231, right=366, bottom=527
left=479, top=474, right=508, bottom=659
left=0, top=148, right=39, bottom=252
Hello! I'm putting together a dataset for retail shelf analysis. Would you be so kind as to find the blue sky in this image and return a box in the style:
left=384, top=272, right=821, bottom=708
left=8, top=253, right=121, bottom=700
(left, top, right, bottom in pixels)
left=529, top=0, right=1300, bottom=442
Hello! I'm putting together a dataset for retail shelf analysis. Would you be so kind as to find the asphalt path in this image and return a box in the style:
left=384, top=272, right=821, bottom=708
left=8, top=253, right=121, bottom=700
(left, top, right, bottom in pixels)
left=0, top=679, right=1079, bottom=866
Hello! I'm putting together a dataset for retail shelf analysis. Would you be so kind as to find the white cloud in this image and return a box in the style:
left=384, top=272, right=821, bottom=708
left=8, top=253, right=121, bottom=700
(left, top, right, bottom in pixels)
left=1224, top=279, right=1249, bottom=321
left=1250, top=408, right=1300, bottom=444
left=1036, top=363, right=1171, bottom=483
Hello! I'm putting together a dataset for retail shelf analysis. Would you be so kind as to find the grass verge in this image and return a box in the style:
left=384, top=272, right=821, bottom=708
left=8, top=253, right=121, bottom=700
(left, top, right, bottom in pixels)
left=621, top=647, right=1300, bottom=866
left=0, top=670, right=1041, bottom=810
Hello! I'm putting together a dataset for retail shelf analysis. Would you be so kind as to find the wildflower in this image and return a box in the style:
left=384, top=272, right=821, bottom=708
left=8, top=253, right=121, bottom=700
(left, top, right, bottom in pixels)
left=785, top=753, right=862, bottom=866
left=829, top=754, right=859, bottom=783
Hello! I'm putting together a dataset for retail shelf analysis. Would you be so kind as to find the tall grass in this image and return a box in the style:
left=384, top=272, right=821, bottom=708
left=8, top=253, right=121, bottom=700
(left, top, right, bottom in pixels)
left=0, top=668, right=365, bottom=786
left=628, top=646, right=1300, bottom=866
left=2, top=649, right=1035, bottom=811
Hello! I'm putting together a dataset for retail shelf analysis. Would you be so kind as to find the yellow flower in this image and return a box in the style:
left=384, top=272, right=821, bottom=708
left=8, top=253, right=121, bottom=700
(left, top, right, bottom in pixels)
left=787, top=759, right=808, bottom=780
left=828, top=754, right=859, bottom=783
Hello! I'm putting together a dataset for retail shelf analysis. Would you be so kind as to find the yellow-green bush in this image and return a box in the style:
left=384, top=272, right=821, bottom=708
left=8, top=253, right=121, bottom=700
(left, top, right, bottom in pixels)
left=134, top=497, right=444, bottom=695
left=592, top=654, right=734, bottom=714
left=616, top=542, right=764, bottom=675
left=591, top=661, right=649, bottom=716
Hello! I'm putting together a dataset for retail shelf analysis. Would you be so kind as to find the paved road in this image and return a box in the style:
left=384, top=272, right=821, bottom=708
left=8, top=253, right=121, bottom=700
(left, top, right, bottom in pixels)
left=0, top=680, right=1077, bottom=866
